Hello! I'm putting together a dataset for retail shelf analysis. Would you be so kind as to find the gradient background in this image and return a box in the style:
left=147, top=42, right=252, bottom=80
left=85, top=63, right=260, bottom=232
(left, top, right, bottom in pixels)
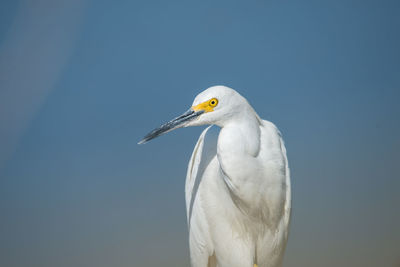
left=0, top=0, right=399, bottom=266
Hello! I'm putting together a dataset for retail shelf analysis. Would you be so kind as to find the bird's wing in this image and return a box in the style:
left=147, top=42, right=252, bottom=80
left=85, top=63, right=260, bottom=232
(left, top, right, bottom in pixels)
left=278, top=129, right=291, bottom=239
left=260, top=120, right=291, bottom=232
left=185, top=125, right=218, bottom=226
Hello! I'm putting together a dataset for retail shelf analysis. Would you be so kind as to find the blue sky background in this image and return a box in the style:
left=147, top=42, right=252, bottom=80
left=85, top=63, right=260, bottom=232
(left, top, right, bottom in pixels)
left=0, top=0, right=399, bottom=266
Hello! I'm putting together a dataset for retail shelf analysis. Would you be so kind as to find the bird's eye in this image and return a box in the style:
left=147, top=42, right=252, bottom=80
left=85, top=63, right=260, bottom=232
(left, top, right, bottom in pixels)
left=209, top=98, right=218, bottom=107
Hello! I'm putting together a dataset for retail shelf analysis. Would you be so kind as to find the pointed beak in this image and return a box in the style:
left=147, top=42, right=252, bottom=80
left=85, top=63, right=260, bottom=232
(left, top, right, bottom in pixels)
left=138, top=109, right=204, bottom=144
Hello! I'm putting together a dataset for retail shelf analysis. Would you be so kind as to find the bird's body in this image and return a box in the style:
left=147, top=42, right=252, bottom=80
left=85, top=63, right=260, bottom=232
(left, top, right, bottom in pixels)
left=139, top=86, right=290, bottom=267
left=186, top=114, right=290, bottom=267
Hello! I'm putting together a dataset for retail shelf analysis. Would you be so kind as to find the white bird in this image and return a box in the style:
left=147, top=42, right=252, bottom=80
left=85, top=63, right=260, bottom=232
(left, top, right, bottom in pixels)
left=139, top=86, right=291, bottom=267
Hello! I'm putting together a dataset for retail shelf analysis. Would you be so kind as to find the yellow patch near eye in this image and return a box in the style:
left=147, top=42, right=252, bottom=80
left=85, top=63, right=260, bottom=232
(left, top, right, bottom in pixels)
left=192, top=98, right=218, bottom=113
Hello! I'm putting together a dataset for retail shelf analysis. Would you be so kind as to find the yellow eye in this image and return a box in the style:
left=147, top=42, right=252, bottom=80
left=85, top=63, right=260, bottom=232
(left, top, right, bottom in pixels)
left=209, top=98, right=218, bottom=107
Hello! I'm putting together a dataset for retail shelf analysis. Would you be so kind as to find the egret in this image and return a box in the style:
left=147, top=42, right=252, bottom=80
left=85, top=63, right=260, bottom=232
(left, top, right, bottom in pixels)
left=139, top=86, right=291, bottom=267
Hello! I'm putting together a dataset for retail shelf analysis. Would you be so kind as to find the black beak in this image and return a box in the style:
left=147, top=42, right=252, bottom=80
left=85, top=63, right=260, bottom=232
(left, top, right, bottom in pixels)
left=138, top=109, right=204, bottom=144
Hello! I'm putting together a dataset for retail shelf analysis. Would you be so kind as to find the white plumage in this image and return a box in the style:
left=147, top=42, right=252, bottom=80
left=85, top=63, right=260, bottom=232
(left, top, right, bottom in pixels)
left=139, top=86, right=291, bottom=267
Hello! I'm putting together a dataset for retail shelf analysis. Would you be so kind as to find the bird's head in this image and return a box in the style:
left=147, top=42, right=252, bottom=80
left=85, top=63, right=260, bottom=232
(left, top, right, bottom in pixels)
left=138, top=85, right=250, bottom=144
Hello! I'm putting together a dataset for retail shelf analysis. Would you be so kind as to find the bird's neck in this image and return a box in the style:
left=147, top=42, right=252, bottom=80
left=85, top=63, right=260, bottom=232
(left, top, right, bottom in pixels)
left=216, top=109, right=261, bottom=188
left=217, top=109, right=261, bottom=157
left=216, top=112, right=264, bottom=216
